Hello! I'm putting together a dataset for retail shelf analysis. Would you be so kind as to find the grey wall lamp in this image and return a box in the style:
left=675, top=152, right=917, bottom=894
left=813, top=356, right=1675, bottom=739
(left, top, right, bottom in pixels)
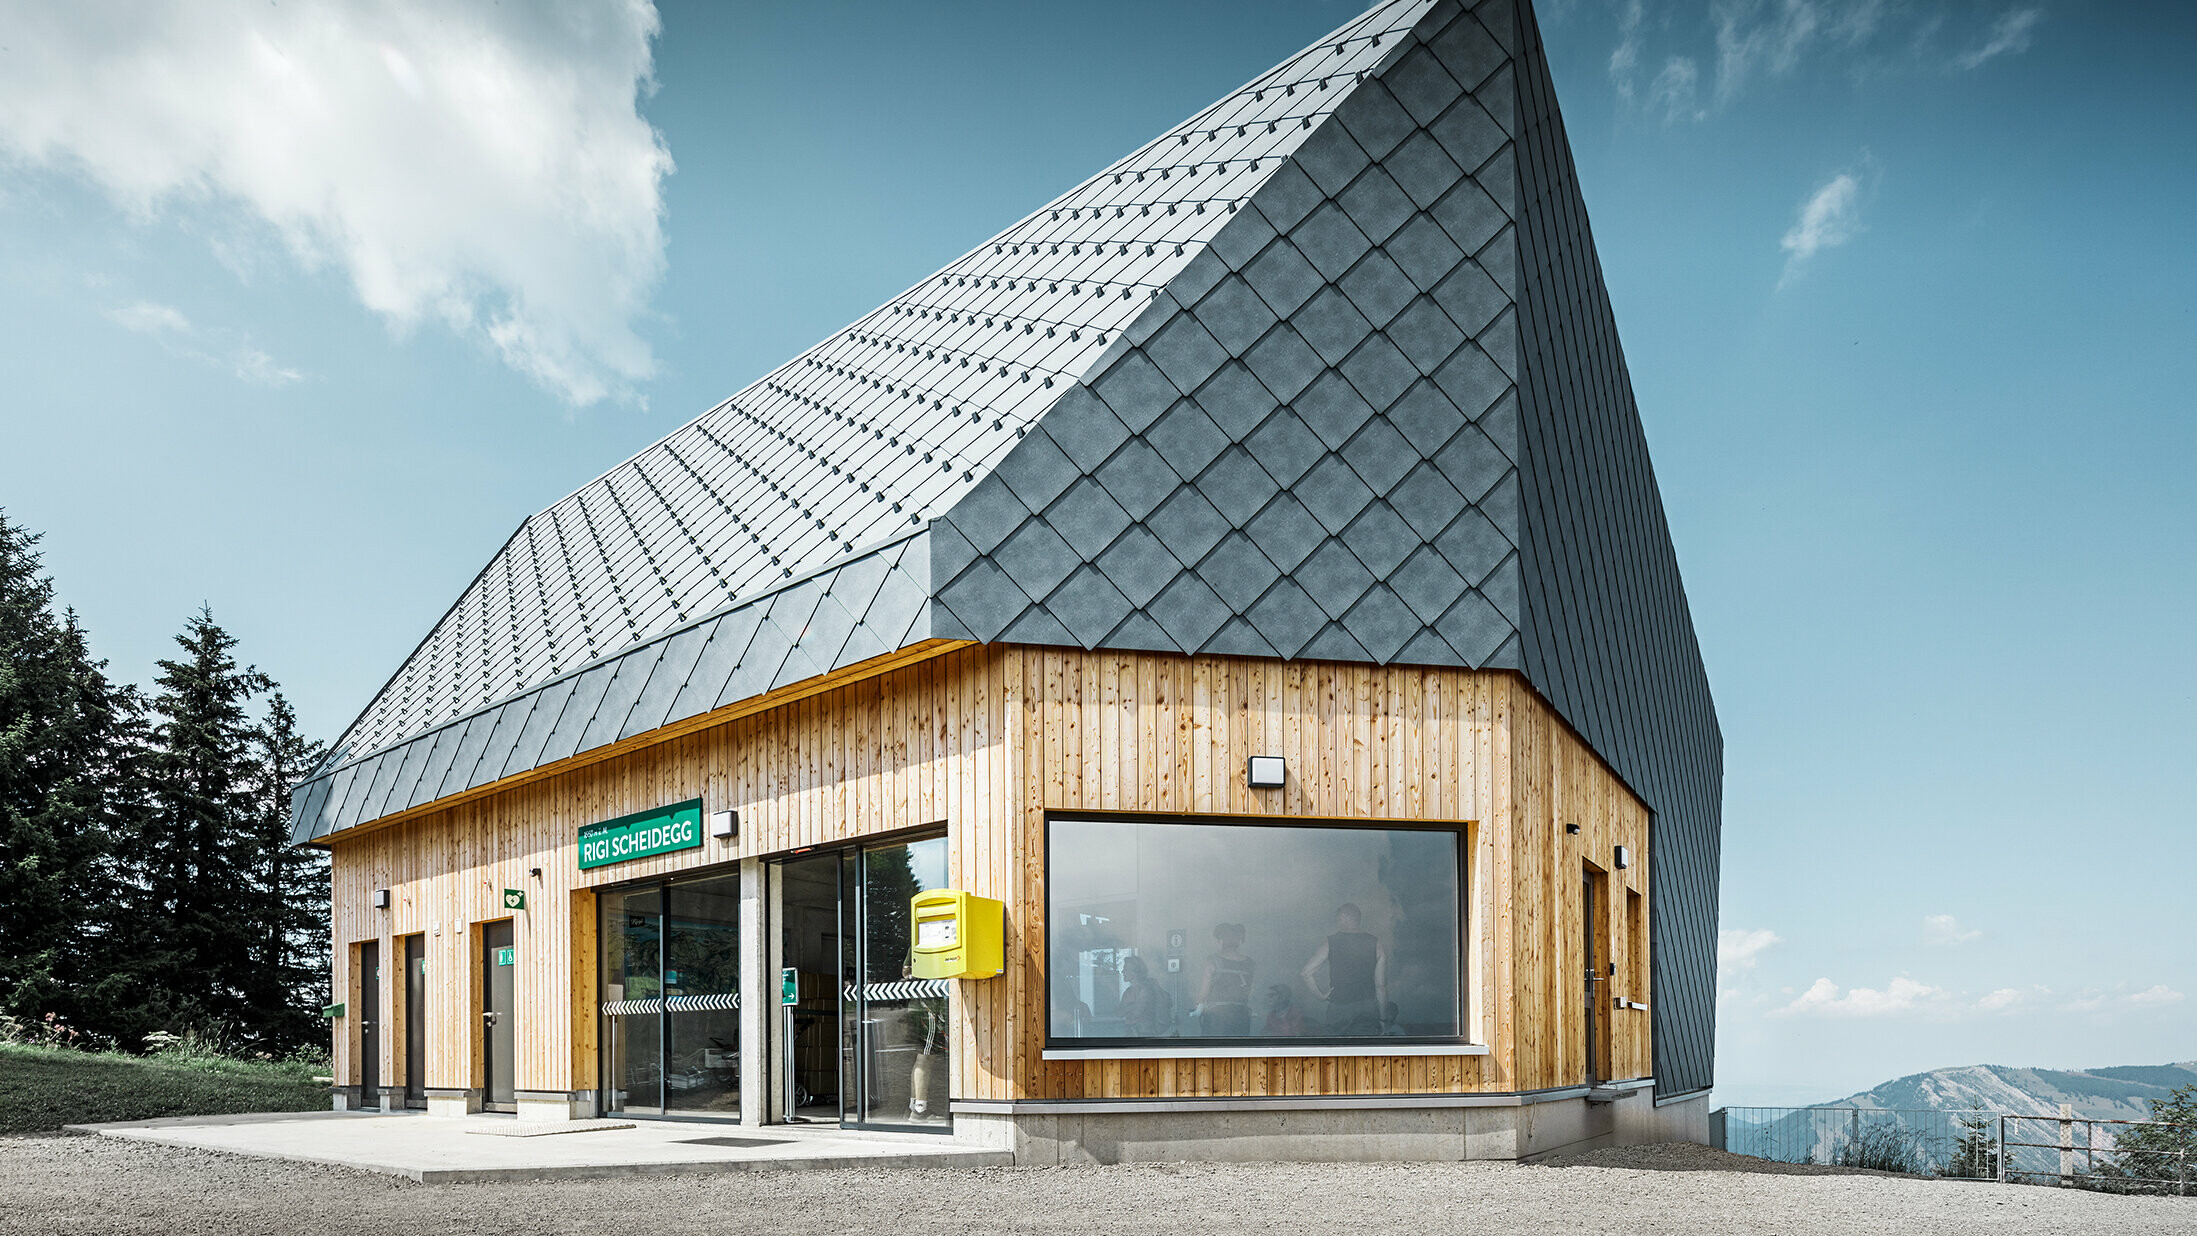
left=1246, top=756, right=1285, bottom=789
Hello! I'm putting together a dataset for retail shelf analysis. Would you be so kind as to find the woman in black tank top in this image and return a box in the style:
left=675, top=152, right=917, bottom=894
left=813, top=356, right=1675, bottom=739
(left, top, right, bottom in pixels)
left=1300, top=903, right=1388, bottom=1035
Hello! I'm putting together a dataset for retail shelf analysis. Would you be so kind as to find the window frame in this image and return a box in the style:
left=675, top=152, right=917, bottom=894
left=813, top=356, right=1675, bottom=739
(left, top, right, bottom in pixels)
left=1039, top=810, right=1482, bottom=1058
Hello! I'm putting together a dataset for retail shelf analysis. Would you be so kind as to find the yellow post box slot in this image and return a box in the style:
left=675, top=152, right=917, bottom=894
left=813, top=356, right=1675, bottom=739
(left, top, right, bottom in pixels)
left=909, top=889, right=1004, bottom=980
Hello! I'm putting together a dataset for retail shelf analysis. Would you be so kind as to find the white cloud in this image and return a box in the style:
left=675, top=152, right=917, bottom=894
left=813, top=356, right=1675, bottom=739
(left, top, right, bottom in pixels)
left=1609, top=0, right=1646, bottom=103
left=107, top=300, right=192, bottom=337
left=1779, top=164, right=1867, bottom=285
left=1720, top=927, right=1782, bottom=973
left=103, top=298, right=302, bottom=387
left=1712, top=0, right=1823, bottom=102
left=1616, top=2, right=2027, bottom=121
left=1924, top=913, right=1983, bottom=945
left=232, top=347, right=305, bottom=388
left=1976, top=985, right=2051, bottom=1013
left=1957, top=8, right=2043, bottom=71
left=1779, top=975, right=1941, bottom=1017
left=2054, top=985, right=2184, bottom=1015
left=1649, top=57, right=1705, bottom=125
left=0, top=0, right=671, bottom=407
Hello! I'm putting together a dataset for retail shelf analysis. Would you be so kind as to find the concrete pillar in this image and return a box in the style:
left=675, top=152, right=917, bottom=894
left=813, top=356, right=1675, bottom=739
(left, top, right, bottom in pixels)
left=739, top=856, right=767, bottom=1127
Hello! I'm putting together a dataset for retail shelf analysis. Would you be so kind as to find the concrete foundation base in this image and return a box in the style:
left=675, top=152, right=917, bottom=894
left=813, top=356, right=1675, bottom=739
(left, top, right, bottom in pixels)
left=424, top=1089, right=483, bottom=1118
left=954, top=1090, right=1710, bottom=1165
left=331, top=1087, right=382, bottom=1113
left=516, top=1091, right=594, bottom=1122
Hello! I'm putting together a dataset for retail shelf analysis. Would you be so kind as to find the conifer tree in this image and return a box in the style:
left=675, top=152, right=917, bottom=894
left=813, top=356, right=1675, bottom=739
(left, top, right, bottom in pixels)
left=244, top=691, right=329, bottom=1052
left=124, top=606, right=272, bottom=1043
left=0, top=511, right=140, bottom=1035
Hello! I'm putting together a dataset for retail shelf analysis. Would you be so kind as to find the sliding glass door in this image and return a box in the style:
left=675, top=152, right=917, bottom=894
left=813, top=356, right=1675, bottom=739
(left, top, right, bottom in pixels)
left=601, top=869, right=741, bottom=1118
left=772, top=834, right=952, bottom=1132
left=846, top=838, right=951, bottom=1128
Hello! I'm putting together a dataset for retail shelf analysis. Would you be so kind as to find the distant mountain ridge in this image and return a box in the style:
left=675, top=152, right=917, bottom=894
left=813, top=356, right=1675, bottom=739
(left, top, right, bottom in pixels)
left=1817, top=1061, right=2197, bottom=1120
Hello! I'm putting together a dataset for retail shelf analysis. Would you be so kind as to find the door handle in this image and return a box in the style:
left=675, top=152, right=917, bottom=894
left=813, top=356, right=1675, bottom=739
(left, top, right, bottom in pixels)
left=482, top=1012, right=499, bottom=1025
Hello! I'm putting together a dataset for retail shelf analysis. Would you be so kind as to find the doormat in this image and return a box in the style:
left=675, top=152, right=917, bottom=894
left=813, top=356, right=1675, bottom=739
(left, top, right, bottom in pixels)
left=677, top=1136, right=791, bottom=1149
left=466, top=1119, right=638, bottom=1138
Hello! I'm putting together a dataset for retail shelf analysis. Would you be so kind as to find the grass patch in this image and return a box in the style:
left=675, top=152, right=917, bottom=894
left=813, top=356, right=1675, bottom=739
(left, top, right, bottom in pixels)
left=0, top=1043, right=328, bottom=1135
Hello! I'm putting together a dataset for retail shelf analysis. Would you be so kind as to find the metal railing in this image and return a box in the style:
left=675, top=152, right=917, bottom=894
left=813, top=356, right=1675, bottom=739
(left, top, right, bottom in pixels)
left=1713, top=1106, right=2002, bottom=1178
left=1999, top=1108, right=2195, bottom=1195
left=1713, top=1104, right=2197, bottom=1194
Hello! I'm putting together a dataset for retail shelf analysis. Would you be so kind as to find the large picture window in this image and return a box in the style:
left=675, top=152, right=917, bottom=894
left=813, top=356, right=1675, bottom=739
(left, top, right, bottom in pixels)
left=1046, top=816, right=1465, bottom=1048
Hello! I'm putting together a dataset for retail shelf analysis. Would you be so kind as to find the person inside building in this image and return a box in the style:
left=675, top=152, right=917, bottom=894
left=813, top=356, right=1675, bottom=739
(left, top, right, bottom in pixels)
left=1116, top=954, right=1173, bottom=1037
left=1261, top=983, right=1307, bottom=1037
left=1195, top=922, right=1255, bottom=1037
left=1299, top=903, right=1388, bottom=1035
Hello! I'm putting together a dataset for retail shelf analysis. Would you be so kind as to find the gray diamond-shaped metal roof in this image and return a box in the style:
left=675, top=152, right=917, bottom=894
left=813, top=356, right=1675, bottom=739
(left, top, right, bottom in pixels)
left=316, top=0, right=1441, bottom=780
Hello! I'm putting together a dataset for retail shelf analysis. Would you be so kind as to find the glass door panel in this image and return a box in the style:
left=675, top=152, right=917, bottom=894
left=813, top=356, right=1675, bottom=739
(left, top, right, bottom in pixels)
left=848, top=837, right=952, bottom=1129
left=776, top=851, right=850, bottom=1123
left=664, top=871, right=742, bottom=1116
left=601, top=885, right=664, bottom=1114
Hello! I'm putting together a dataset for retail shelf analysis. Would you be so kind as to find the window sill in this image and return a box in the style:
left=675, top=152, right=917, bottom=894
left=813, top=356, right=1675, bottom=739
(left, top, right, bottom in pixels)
left=1042, top=1042, right=1490, bottom=1061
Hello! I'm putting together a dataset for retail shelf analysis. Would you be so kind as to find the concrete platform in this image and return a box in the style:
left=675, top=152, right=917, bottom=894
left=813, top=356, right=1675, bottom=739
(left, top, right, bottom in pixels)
left=66, top=1110, right=1012, bottom=1182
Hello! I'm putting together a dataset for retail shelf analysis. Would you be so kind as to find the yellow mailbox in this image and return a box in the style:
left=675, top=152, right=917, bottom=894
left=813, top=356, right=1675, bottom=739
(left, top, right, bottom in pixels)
left=909, top=889, right=1004, bottom=980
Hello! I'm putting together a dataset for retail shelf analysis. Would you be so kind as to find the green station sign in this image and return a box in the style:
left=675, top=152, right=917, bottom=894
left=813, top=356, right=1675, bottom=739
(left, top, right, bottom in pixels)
left=577, top=798, right=703, bottom=870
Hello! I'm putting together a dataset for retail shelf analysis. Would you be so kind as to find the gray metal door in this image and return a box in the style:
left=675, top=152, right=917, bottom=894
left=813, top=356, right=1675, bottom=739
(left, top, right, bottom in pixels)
left=358, top=941, right=381, bottom=1108
left=483, top=920, right=516, bottom=1108
left=1582, top=874, right=1600, bottom=1085
left=403, top=935, right=427, bottom=1107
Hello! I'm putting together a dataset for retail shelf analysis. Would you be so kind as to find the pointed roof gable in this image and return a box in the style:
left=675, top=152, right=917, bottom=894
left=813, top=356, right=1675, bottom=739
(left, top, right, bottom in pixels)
left=322, top=0, right=1441, bottom=772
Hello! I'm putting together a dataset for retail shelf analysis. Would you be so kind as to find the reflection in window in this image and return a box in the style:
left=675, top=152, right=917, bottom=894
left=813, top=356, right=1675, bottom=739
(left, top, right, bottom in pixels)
left=1047, top=817, right=1463, bottom=1045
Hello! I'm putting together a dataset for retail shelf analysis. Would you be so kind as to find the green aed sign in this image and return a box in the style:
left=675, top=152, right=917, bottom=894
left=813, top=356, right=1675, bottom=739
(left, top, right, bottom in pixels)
left=577, top=798, right=703, bottom=870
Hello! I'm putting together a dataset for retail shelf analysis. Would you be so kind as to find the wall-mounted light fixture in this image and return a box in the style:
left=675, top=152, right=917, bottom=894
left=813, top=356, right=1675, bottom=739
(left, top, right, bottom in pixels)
left=1564, top=822, right=1581, bottom=836
left=709, top=809, right=739, bottom=839
left=1614, top=845, right=1631, bottom=869
left=528, top=867, right=542, bottom=879
left=1246, top=756, right=1285, bottom=789
left=373, top=888, right=390, bottom=909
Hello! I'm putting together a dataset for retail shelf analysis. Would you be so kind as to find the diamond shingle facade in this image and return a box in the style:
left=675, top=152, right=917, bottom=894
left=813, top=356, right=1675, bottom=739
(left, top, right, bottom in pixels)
left=931, top=0, right=1530, bottom=677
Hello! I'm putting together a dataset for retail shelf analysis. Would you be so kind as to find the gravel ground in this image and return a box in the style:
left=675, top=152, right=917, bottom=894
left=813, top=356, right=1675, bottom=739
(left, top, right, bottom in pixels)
left=4, top=1134, right=2194, bottom=1236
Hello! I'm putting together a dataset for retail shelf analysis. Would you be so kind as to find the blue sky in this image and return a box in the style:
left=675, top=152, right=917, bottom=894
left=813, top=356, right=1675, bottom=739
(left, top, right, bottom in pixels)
left=1, top=0, right=2190, bottom=1106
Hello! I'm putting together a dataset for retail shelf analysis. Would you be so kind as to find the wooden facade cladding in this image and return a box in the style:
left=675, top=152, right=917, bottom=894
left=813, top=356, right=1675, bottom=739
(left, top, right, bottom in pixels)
left=328, top=644, right=1650, bottom=1104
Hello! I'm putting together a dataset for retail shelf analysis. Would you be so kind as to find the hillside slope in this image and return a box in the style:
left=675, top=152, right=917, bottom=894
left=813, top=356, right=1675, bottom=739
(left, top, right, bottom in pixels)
left=1821, top=1061, right=2197, bottom=1120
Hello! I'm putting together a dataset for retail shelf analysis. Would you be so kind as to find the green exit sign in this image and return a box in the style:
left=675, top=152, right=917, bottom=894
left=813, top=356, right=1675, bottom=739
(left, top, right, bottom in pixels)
left=322, top=1002, right=345, bottom=1019
left=502, top=888, right=526, bottom=911
left=780, top=967, right=798, bottom=1006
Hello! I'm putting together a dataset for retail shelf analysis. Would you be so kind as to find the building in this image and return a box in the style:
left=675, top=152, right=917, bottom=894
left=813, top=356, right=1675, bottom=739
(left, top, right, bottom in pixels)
left=291, top=0, right=1721, bottom=1163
